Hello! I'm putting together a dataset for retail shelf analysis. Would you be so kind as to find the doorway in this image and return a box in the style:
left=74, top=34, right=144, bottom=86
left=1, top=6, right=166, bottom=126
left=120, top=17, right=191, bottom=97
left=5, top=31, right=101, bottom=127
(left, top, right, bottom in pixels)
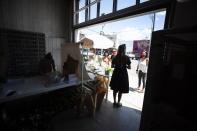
left=75, top=10, right=166, bottom=110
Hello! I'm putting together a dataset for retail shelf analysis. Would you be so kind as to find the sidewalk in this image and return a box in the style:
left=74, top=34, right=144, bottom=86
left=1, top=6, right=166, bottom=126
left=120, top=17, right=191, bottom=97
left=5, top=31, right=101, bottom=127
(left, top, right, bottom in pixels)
left=107, top=59, right=145, bottom=111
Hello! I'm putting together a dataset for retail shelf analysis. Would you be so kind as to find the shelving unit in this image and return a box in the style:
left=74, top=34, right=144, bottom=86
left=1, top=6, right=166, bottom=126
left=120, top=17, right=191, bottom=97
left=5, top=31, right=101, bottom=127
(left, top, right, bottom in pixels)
left=0, top=29, right=45, bottom=78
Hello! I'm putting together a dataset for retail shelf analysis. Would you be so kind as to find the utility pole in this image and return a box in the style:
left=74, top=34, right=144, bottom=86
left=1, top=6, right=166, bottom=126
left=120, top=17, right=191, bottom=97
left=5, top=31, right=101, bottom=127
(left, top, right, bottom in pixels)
left=100, top=24, right=105, bottom=35
left=148, top=13, right=156, bottom=57
left=151, top=13, right=156, bottom=32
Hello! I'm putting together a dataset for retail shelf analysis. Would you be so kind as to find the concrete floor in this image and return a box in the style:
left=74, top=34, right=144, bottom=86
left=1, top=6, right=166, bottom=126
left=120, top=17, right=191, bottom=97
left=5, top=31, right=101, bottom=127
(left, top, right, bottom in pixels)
left=52, top=100, right=141, bottom=131
left=51, top=60, right=144, bottom=131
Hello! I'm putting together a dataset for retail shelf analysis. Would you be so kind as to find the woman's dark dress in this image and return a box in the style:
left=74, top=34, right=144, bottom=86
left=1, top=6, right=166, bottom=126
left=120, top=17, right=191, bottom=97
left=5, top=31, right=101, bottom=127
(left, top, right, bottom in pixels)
left=110, top=55, right=131, bottom=93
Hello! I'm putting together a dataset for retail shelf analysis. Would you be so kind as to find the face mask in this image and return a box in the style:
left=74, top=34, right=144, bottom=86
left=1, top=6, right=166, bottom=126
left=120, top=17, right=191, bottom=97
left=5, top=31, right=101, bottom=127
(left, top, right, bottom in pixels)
left=141, top=54, right=146, bottom=58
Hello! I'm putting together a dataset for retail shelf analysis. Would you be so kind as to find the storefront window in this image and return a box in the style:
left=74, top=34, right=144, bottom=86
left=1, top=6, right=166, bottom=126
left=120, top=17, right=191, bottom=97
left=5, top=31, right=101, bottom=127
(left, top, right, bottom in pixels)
left=154, top=11, right=166, bottom=31
left=90, top=0, right=97, bottom=19
left=140, top=0, right=149, bottom=3
left=117, top=0, right=136, bottom=10
left=79, top=0, right=86, bottom=9
left=79, top=10, right=85, bottom=23
left=100, top=0, right=113, bottom=16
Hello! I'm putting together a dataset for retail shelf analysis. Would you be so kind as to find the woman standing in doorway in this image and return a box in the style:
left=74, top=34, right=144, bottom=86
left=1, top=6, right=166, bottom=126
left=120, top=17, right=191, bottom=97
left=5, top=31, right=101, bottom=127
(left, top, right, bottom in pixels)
left=136, top=51, right=149, bottom=93
left=110, top=44, right=131, bottom=107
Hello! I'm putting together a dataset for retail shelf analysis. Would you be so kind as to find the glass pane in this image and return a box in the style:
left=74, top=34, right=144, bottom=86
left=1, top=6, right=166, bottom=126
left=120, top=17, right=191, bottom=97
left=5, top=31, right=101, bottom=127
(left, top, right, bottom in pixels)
left=100, top=0, right=113, bottom=16
left=140, top=0, right=149, bottom=3
left=79, top=10, right=85, bottom=23
left=90, top=2, right=97, bottom=19
left=79, top=0, right=86, bottom=9
left=154, top=11, right=166, bottom=31
left=117, top=0, right=136, bottom=10
left=90, top=0, right=96, bottom=2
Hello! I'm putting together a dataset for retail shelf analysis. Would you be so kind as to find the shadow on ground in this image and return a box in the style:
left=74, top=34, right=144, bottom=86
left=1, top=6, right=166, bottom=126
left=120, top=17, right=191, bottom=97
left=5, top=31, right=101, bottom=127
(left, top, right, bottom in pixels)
left=129, top=87, right=138, bottom=92
left=51, top=100, right=141, bottom=131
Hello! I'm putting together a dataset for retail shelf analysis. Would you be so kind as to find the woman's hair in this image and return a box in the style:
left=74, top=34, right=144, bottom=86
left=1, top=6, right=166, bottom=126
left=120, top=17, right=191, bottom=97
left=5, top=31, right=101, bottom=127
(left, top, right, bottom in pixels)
left=117, top=44, right=126, bottom=56
left=116, top=44, right=126, bottom=67
left=141, top=51, right=148, bottom=58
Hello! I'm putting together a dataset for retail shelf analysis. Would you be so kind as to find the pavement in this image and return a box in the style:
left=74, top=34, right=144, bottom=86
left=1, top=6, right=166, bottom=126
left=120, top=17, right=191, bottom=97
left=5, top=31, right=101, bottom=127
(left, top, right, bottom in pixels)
left=107, top=59, right=145, bottom=111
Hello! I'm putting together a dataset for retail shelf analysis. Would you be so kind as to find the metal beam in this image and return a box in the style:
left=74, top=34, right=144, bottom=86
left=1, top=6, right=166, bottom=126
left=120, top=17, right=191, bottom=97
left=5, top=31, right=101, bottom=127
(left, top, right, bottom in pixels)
left=75, top=0, right=101, bottom=14
left=85, top=0, right=89, bottom=21
left=75, top=0, right=79, bottom=25
left=74, top=0, right=172, bottom=29
left=136, top=0, right=140, bottom=5
left=88, top=0, right=91, bottom=20
left=164, top=0, right=176, bottom=28
left=70, top=0, right=74, bottom=42
left=113, top=0, right=117, bottom=12
left=97, top=1, right=100, bottom=18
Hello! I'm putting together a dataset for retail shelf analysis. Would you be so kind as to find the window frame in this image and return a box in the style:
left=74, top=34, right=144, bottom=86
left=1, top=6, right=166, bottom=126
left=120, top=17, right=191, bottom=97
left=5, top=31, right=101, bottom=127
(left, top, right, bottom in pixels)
left=72, top=0, right=175, bottom=42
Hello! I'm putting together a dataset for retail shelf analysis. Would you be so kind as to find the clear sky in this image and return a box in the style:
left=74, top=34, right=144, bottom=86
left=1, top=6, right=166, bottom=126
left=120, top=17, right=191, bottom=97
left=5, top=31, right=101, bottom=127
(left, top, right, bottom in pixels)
left=77, top=0, right=166, bottom=50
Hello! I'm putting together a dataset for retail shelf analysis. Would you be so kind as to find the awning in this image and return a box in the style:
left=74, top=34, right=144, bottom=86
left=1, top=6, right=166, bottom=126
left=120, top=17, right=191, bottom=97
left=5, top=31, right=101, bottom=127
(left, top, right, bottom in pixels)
left=86, top=34, right=114, bottom=49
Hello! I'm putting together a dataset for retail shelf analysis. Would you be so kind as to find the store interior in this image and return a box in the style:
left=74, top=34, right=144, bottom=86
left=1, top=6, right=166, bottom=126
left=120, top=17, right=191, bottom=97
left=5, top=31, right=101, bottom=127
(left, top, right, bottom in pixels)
left=0, top=0, right=197, bottom=131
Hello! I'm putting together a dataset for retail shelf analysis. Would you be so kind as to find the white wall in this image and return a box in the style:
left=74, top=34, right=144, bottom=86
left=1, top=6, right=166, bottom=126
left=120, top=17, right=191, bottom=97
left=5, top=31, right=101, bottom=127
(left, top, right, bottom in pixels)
left=45, top=38, right=67, bottom=72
